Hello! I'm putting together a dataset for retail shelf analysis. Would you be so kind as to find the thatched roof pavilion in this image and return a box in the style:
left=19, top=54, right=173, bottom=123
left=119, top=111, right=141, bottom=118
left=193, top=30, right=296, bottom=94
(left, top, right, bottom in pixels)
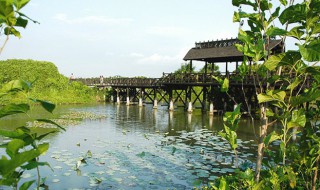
left=183, top=38, right=283, bottom=73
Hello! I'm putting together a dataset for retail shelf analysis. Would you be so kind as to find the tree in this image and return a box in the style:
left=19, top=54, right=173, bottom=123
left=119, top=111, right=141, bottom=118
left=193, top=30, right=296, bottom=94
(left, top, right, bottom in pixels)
left=232, top=0, right=320, bottom=187
left=214, top=0, right=320, bottom=189
left=0, top=0, right=38, bottom=56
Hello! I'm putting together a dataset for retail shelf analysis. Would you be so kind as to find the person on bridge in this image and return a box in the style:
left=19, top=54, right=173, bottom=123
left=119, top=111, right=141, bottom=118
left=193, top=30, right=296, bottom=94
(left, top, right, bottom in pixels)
left=69, top=73, right=75, bottom=84
left=100, top=75, right=104, bottom=85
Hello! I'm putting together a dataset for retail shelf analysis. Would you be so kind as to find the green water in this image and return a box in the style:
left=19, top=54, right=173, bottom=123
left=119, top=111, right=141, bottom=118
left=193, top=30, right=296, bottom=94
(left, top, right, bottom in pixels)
left=0, top=103, right=258, bottom=189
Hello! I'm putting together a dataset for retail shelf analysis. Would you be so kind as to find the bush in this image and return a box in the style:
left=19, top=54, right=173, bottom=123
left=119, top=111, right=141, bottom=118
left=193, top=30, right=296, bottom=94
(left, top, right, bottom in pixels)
left=0, top=59, right=96, bottom=104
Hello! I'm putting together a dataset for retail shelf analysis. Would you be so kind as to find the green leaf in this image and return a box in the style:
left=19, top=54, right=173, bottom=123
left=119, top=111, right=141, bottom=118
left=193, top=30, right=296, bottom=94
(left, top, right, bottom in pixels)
left=291, top=88, right=320, bottom=106
left=286, top=77, right=301, bottom=91
left=212, top=76, right=223, bottom=84
left=21, top=161, right=52, bottom=171
left=223, top=104, right=241, bottom=129
left=30, top=99, right=55, bottom=113
left=15, top=17, right=28, bottom=28
left=35, top=119, right=65, bottom=131
left=2, top=80, right=31, bottom=93
left=304, top=66, right=320, bottom=75
left=287, top=109, right=306, bottom=129
left=257, top=90, right=286, bottom=104
left=279, top=4, right=306, bottom=25
left=312, top=23, right=320, bottom=35
left=7, top=139, right=25, bottom=158
left=19, top=180, right=35, bottom=190
left=235, top=43, right=244, bottom=53
left=0, top=103, right=30, bottom=118
left=238, top=59, right=249, bottom=77
left=4, top=26, right=21, bottom=37
left=0, top=143, right=49, bottom=175
left=221, top=78, right=229, bottom=92
left=264, top=131, right=280, bottom=147
left=266, top=26, right=287, bottom=37
left=14, top=0, right=30, bottom=10
left=218, top=177, right=228, bottom=190
left=298, top=40, right=320, bottom=62
left=0, top=127, right=29, bottom=139
left=220, top=125, right=238, bottom=150
left=287, top=26, right=304, bottom=40
left=268, top=7, right=280, bottom=24
left=232, top=0, right=256, bottom=8
left=233, top=11, right=240, bottom=22
left=264, top=51, right=301, bottom=71
left=16, top=11, right=40, bottom=24
left=35, top=130, right=59, bottom=141
left=279, top=0, right=287, bottom=6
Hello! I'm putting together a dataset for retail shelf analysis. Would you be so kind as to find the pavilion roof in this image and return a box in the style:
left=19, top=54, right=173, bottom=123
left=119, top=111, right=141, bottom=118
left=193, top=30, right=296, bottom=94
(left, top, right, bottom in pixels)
left=183, top=38, right=283, bottom=63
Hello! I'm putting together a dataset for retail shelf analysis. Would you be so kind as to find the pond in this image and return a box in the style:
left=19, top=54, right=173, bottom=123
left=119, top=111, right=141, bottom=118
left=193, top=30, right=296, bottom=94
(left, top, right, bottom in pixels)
left=0, top=103, right=258, bottom=189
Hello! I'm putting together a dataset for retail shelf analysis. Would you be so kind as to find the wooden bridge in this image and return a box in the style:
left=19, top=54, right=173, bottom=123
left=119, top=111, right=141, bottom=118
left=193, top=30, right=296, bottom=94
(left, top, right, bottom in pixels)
left=78, top=38, right=284, bottom=115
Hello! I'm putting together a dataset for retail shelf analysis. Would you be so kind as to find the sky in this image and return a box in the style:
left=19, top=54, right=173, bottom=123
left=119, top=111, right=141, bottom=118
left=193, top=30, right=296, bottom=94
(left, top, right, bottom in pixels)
left=1, top=1, right=242, bottom=78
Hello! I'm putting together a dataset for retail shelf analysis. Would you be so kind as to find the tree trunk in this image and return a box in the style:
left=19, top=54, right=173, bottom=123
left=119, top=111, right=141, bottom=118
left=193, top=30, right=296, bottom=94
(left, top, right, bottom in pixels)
left=255, top=105, right=268, bottom=183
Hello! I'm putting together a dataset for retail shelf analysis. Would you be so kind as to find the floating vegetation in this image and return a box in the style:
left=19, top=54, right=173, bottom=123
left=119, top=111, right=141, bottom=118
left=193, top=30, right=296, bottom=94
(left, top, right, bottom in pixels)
left=52, top=179, right=60, bottom=183
left=26, top=111, right=107, bottom=129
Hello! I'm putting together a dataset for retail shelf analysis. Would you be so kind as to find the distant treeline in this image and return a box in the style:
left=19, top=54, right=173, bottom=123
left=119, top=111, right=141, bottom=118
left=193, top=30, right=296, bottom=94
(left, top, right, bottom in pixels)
left=0, top=59, right=96, bottom=104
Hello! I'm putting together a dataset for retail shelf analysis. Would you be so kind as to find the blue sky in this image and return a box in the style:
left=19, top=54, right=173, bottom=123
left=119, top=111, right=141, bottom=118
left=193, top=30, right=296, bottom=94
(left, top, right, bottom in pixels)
left=2, top=1, right=241, bottom=78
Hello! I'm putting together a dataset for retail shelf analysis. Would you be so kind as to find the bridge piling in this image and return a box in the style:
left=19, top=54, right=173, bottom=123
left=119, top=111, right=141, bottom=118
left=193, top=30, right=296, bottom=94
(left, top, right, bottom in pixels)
left=126, top=88, right=130, bottom=106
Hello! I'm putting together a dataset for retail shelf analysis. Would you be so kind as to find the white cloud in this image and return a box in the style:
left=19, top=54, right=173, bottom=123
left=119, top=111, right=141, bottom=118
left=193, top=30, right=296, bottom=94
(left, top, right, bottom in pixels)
left=53, top=13, right=133, bottom=25
left=129, top=53, right=144, bottom=58
left=146, top=26, right=190, bottom=37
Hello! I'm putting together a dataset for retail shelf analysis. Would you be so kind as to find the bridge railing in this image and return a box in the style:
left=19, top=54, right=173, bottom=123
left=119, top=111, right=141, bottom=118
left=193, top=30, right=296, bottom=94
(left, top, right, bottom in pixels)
left=160, top=72, right=250, bottom=84
left=105, top=78, right=159, bottom=87
left=80, top=72, right=257, bottom=87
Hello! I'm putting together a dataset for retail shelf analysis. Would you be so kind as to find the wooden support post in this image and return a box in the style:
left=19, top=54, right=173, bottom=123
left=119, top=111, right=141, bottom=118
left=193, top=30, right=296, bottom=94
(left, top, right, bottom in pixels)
left=236, top=61, right=239, bottom=72
left=168, top=89, right=174, bottom=111
left=209, top=102, right=214, bottom=116
left=139, top=88, right=143, bottom=107
left=126, top=88, right=130, bottom=106
left=184, top=88, right=188, bottom=110
left=188, top=102, right=193, bottom=113
left=209, top=86, right=215, bottom=115
left=187, top=113, right=192, bottom=130
left=187, top=87, right=193, bottom=114
left=169, top=111, right=173, bottom=130
left=209, top=114, right=213, bottom=129
left=153, top=88, right=158, bottom=109
left=116, top=88, right=120, bottom=105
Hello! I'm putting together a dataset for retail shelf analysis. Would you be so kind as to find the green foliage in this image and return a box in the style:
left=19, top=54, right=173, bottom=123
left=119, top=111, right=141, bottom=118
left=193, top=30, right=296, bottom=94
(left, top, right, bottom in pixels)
left=222, top=0, right=320, bottom=189
left=0, top=59, right=96, bottom=104
left=219, top=104, right=242, bottom=167
left=212, top=77, right=229, bottom=93
left=0, top=0, right=37, bottom=39
left=0, top=0, right=39, bottom=56
left=0, top=79, right=65, bottom=189
left=174, top=62, right=195, bottom=74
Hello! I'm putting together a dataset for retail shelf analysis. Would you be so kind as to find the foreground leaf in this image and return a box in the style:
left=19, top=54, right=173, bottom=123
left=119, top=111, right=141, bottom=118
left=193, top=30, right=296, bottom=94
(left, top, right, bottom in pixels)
left=0, top=143, right=49, bottom=175
left=0, top=103, right=30, bottom=118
